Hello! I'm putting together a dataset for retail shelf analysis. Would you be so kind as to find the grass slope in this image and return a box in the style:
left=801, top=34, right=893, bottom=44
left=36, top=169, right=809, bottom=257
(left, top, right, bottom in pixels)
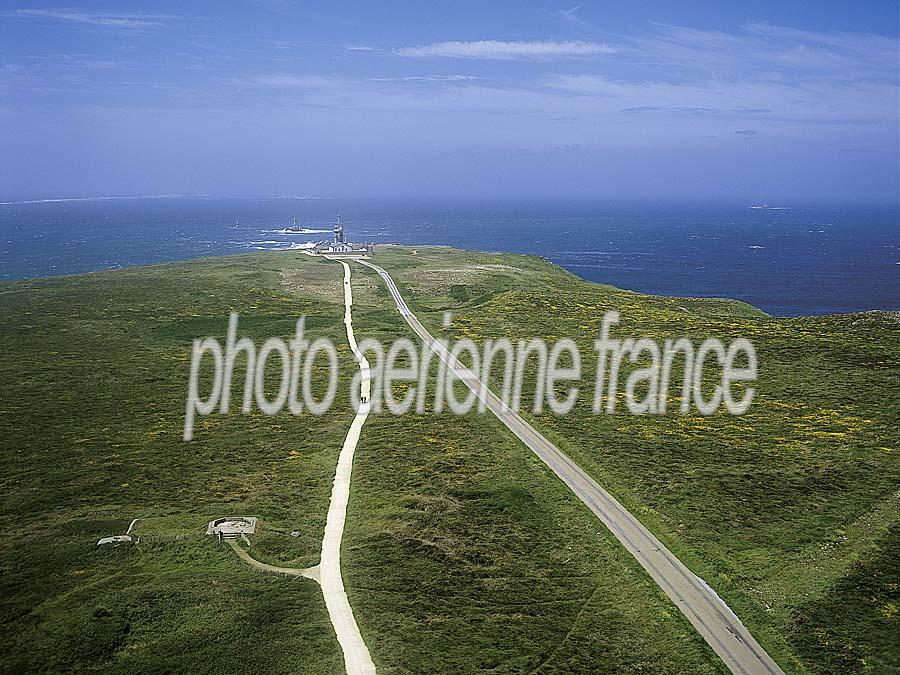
left=0, top=254, right=352, bottom=673
left=362, top=245, right=899, bottom=673
left=1, top=246, right=897, bottom=673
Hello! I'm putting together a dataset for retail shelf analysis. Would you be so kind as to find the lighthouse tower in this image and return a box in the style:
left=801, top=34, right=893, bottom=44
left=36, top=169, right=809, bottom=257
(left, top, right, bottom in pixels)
left=333, top=214, right=345, bottom=244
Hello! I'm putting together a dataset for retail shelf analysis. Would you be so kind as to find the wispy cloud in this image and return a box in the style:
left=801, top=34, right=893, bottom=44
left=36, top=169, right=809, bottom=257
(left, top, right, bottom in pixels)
left=248, top=75, right=341, bottom=88
left=394, top=39, right=619, bottom=60
left=345, top=45, right=379, bottom=52
left=369, top=75, right=478, bottom=83
left=7, top=18, right=895, bottom=159
left=544, top=71, right=895, bottom=129
left=5, top=8, right=174, bottom=28
left=620, top=105, right=770, bottom=117
left=555, top=4, right=593, bottom=29
left=628, top=22, right=896, bottom=81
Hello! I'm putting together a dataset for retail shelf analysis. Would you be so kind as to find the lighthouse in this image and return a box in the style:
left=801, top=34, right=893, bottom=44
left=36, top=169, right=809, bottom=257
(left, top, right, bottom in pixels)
left=333, top=214, right=345, bottom=244
left=311, top=214, right=371, bottom=255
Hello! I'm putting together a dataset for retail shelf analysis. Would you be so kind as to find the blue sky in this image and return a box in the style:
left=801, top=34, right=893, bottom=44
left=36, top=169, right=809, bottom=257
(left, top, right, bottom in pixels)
left=0, top=1, right=897, bottom=201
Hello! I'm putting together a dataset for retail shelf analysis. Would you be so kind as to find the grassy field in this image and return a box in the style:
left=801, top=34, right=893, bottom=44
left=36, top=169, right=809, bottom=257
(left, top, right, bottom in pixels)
left=0, top=254, right=353, bottom=672
left=1, top=246, right=897, bottom=672
left=356, top=245, right=899, bottom=673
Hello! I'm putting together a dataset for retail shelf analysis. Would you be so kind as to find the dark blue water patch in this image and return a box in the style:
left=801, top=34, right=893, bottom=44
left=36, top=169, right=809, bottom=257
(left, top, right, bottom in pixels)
left=0, top=197, right=897, bottom=317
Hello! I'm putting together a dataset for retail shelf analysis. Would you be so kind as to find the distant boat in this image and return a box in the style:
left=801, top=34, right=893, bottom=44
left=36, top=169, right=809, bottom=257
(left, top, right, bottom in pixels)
left=288, top=217, right=302, bottom=232
left=750, top=203, right=769, bottom=209
left=234, top=220, right=240, bottom=228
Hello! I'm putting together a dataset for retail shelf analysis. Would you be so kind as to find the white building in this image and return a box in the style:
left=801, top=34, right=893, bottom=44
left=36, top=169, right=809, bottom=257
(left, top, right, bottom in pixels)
left=312, top=215, right=372, bottom=255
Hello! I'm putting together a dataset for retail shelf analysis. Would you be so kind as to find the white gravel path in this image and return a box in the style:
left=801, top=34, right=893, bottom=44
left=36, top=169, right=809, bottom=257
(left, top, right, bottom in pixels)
left=228, top=259, right=375, bottom=674
left=317, top=259, right=376, bottom=674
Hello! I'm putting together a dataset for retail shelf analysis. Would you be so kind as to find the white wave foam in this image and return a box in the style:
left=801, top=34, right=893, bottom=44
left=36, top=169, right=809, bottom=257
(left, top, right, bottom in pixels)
left=245, top=240, right=317, bottom=251
left=0, top=194, right=331, bottom=206
left=268, top=228, right=330, bottom=234
left=0, top=194, right=203, bottom=205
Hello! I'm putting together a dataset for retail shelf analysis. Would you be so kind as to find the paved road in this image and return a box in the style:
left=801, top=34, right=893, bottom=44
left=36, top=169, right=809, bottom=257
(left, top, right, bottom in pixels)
left=356, top=258, right=784, bottom=675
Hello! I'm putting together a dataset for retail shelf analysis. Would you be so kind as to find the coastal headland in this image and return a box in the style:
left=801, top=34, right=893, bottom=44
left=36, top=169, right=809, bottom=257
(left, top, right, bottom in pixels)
left=1, top=246, right=897, bottom=673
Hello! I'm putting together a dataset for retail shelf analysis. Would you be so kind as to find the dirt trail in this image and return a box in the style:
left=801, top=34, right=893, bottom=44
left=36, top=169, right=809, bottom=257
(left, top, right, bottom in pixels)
left=317, top=259, right=376, bottom=674
left=227, top=539, right=318, bottom=579
left=228, top=259, right=375, bottom=675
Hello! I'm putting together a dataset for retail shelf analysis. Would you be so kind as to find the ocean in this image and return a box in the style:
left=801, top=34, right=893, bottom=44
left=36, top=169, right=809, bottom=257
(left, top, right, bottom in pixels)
left=1, top=197, right=897, bottom=317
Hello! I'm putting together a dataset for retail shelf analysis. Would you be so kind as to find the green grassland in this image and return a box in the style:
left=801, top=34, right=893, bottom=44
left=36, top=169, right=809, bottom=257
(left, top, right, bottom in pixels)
left=356, top=246, right=899, bottom=673
left=1, top=246, right=897, bottom=673
left=0, top=254, right=352, bottom=673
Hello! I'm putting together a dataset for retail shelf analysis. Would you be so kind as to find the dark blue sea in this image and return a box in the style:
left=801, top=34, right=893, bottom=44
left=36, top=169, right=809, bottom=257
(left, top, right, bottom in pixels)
left=1, top=197, right=897, bottom=316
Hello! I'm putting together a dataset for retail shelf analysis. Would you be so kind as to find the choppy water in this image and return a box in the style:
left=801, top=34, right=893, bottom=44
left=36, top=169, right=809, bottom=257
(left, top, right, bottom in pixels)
left=1, top=196, right=897, bottom=316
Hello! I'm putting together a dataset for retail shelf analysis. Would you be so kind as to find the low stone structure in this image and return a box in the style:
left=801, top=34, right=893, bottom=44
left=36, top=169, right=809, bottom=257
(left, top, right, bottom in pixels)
left=97, top=535, right=133, bottom=546
left=206, top=516, right=257, bottom=539
left=97, top=517, right=140, bottom=545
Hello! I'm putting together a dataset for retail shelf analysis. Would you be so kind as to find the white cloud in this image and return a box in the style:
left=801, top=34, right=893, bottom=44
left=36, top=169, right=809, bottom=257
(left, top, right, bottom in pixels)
left=6, top=9, right=173, bottom=28
left=394, top=39, right=619, bottom=60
